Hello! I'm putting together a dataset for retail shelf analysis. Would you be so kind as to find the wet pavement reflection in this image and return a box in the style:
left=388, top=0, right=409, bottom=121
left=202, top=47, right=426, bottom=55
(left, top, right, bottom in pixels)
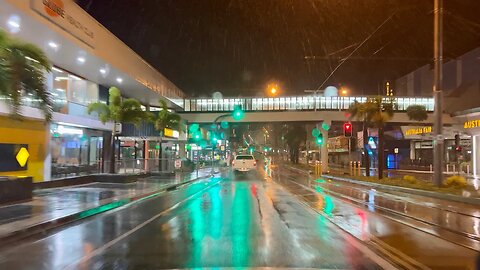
left=0, top=169, right=387, bottom=269
left=275, top=166, right=479, bottom=269
left=0, top=169, right=212, bottom=240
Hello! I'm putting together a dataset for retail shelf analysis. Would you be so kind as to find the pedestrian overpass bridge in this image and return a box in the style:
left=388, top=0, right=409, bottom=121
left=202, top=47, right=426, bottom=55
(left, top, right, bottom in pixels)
left=178, top=95, right=454, bottom=124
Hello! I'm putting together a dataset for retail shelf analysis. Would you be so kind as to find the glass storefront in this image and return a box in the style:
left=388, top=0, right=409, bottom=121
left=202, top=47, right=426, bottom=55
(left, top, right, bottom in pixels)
left=50, top=124, right=104, bottom=178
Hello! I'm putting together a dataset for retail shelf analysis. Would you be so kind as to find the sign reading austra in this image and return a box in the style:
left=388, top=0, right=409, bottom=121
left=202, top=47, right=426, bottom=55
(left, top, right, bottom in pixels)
left=464, top=120, right=480, bottom=129
left=405, top=126, right=432, bottom=136
left=31, top=0, right=95, bottom=46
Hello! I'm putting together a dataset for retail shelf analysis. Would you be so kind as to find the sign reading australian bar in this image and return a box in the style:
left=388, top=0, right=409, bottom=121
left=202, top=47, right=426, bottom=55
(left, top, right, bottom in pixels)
left=31, top=0, right=95, bottom=47
left=401, top=126, right=432, bottom=139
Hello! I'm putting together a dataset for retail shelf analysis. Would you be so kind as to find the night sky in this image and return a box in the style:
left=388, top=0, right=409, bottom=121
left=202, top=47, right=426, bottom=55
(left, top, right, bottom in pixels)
left=77, top=0, right=480, bottom=97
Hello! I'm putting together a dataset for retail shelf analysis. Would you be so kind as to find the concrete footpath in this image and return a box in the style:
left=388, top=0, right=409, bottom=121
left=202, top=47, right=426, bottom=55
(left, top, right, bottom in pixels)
left=0, top=168, right=218, bottom=245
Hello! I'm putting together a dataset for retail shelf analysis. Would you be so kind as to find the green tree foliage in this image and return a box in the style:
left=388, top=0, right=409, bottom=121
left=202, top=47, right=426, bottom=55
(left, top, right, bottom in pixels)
left=0, top=30, right=52, bottom=121
left=88, top=87, right=147, bottom=173
left=151, top=99, right=182, bottom=136
left=285, top=124, right=306, bottom=164
left=406, top=105, right=428, bottom=122
left=349, top=96, right=396, bottom=179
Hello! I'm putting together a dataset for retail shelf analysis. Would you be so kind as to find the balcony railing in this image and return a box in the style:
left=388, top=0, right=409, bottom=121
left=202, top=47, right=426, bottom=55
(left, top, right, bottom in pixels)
left=183, top=96, right=435, bottom=112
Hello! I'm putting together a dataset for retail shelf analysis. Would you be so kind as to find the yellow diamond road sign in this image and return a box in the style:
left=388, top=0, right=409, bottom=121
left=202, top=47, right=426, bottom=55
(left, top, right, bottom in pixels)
left=16, top=147, right=30, bottom=167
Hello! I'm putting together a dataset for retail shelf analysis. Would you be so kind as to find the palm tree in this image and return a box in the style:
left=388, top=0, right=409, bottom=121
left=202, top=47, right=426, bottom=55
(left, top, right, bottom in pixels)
left=150, top=99, right=182, bottom=170
left=285, top=124, right=306, bottom=164
left=0, top=30, right=52, bottom=121
left=152, top=99, right=182, bottom=136
left=349, top=96, right=396, bottom=179
left=88, top=87, right=146, bottom=173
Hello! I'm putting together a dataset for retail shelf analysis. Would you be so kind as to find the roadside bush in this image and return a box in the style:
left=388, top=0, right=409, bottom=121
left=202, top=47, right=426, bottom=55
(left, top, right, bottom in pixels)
left=403, top=175, right=417, bottom=184
left=443, top=175, right=468, bottom=189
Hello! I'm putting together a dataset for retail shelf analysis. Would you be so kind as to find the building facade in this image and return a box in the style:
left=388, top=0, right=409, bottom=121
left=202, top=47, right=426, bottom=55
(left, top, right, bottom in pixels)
left=0, top=0, right=185, bottom=181
left=395, top=47, right=480, bottom=176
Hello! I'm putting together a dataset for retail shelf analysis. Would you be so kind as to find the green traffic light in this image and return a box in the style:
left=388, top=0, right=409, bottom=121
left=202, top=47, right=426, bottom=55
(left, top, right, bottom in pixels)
left=316, top=135, right=324, bottom=145
left=232, top=105, right=244, bottom=120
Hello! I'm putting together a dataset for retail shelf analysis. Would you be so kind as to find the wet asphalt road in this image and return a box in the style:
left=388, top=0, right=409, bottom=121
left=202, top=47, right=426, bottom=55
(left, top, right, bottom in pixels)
left=1, top=163, right=479, bottom=270
left=0, top=169, right=390, bottom=270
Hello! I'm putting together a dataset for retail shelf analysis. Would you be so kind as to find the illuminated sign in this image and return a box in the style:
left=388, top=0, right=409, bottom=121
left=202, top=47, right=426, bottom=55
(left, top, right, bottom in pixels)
left=16, top=147, right=30, bottom=167
left=164, top=128, right=179, bottom=139
left=43, top=0, right=65, bottom=18
left=464, top=120, right=480, bottom=129
left=57, top=125, right=83, bottom=135
left=0, top=144, right=28, bottom=172
left=405, top=126, right=432, bottom=136
left=31, top=0, right=95, bottom=46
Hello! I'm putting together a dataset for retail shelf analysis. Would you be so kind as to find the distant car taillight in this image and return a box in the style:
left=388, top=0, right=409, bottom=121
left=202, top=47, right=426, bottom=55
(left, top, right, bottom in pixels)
left=253, top=161, right=257, bottom=166
left=232, top=160, right=235, bottom=166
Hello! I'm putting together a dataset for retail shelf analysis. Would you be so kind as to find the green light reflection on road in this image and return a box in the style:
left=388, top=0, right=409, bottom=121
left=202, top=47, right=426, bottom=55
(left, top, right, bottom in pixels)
left=231, top=182, right=252, bottom=266
left=187, top=189, right=206, bottom=267
left=313, top=184, right=335, bottom=217
left=208, top=185, right=222, bottom=239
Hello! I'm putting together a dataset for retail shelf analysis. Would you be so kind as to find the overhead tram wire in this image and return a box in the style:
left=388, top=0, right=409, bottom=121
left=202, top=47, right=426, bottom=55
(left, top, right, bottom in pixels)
left=314, top=12, right=397, bottom=91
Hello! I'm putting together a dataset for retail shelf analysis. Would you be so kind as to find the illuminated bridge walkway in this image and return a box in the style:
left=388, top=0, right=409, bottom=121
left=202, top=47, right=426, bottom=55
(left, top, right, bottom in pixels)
left=178, top=95, right=452, bottom=124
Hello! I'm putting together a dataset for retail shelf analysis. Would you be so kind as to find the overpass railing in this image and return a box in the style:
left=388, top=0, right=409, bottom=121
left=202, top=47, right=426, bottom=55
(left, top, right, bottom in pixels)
left=183, top=96, right=434, bottom=112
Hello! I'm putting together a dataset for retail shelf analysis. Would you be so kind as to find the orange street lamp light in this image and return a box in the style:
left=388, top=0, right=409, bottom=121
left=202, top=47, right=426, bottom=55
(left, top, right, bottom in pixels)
left=267, top=83, right=279, bottom=96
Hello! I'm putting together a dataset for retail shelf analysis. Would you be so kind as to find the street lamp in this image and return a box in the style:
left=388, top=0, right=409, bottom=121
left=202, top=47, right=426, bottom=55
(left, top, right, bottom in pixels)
left=268, top=83, right=279, bottom=96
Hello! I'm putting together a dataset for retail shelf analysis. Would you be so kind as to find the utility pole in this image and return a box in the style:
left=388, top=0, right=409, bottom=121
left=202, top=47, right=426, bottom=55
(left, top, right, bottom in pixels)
left=433, top=0, right=444, bottom=186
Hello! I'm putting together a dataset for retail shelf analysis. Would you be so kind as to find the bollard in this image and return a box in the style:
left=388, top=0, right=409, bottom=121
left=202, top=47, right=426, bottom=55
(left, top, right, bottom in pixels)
left=356, top=161, right=361, bottom=176
left=452, top=164, right=456, bottom=173
left=446, top=164, right=449, bottom=173
left=467, top=164, right=470, bottom=174
left=429, top=164, right=433, bottom=172
left=350, top=161, right=354, bottom=175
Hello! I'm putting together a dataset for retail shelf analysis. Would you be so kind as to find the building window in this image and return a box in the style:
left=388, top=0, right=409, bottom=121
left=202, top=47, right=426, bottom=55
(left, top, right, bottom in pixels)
left=51, top=67, right=99, bottom=112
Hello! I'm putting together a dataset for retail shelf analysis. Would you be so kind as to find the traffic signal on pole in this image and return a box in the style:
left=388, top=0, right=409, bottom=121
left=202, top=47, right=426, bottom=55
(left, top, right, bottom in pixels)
left=232, top=105, right=244, bottom=120
left=316, top=134, right=324, bottom=145
left=343, top=122, right=352, bottom=137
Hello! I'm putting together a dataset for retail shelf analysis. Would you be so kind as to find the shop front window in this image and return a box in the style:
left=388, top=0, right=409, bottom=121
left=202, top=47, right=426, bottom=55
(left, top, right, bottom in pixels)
left=50, top=124, right=104, bottom=179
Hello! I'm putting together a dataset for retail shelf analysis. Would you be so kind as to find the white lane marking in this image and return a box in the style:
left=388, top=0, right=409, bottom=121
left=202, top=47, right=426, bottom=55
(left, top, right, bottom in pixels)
left=63, top=180, right=218, bottom=270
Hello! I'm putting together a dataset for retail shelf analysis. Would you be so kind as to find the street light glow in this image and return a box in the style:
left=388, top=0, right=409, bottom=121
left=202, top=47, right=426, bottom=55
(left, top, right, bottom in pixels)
left=267, top=83, right=279, bottom=96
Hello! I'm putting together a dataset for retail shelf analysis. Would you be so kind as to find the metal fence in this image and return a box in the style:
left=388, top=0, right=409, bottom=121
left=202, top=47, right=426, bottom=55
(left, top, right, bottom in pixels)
left=51, top=158, right=176, bottom=179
